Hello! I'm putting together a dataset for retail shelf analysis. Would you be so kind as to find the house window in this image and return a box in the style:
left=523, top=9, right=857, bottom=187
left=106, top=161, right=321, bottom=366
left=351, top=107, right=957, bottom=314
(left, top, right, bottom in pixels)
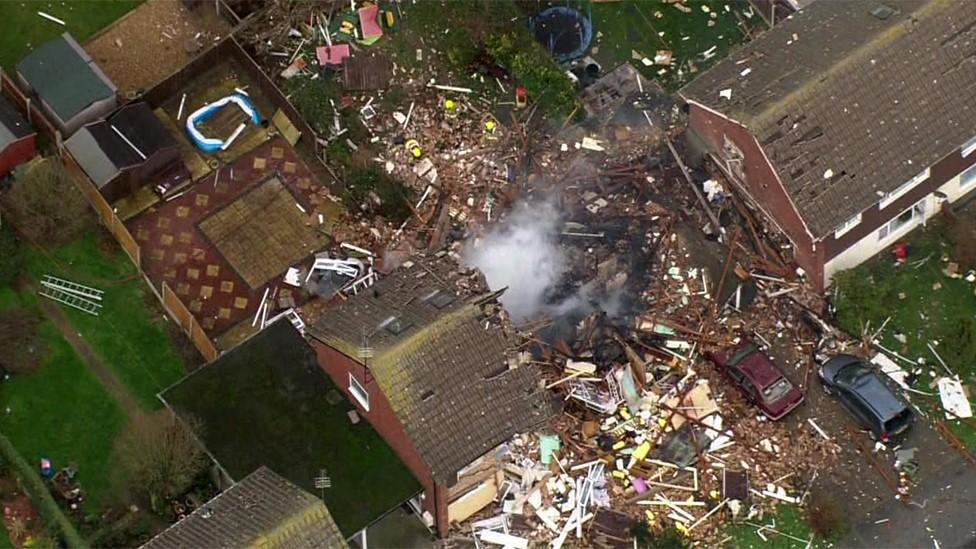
left=961, top=163, right=976, bottom=190
left=963, top=135, right=976, bottom=158
left=877, top=198, right=926, bottom=241
left=722, top=135, right=746, bottom=182
left=348, top=373, right=370, bottom=412
left=833, top=213, right=862, bottom=239
left=880, top=168, right=929, bottom=209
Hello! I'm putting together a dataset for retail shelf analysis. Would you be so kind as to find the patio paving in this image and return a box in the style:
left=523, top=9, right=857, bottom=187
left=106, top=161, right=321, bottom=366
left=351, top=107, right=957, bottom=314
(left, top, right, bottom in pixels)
left=128, top=136, right=339, bottom=336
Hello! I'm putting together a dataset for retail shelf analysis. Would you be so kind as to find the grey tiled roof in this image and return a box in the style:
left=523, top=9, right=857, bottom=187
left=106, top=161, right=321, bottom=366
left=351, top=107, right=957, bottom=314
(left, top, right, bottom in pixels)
left=681, top=0, right=976, bottom=238
left=305, top=256, right=551, bottom=485
left=141, top=466, right=348, bottom=549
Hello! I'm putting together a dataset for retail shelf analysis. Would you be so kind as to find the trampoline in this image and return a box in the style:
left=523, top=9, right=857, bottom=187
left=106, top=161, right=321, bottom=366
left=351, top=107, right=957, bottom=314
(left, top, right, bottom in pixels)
left=529, top=6, right=593, bottom=63
left=185, top=94, right=261, bottom=154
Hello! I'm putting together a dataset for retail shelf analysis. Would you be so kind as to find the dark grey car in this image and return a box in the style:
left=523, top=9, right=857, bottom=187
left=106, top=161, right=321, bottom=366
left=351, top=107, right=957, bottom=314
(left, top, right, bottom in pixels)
left=819, top=354, right=914, bottom=442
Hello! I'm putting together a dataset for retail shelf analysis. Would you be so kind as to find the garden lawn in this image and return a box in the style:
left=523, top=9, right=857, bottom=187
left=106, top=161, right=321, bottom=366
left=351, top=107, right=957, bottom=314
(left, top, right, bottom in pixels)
left=584, top=0, right=759, bottom=89
left=21, top=231, right=187, bottom=410
left=832, top=225, right=976, bottom=450
left=0, top=287, right=126, bottom=512
left=0, top=0, right=142, bottom=70
left=721, top=505, right=820, bottom=549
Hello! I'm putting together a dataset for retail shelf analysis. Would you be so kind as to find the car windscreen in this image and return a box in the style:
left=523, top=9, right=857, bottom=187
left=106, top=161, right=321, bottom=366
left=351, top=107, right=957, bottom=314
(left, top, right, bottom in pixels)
left=836, top=364, right=871, bottom=387
left=762, top=377, right=793, bottom=404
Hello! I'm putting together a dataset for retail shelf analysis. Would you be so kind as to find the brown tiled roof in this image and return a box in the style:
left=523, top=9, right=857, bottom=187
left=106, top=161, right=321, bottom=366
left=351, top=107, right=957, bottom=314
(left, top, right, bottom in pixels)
left=141, top=466, right=348, bottom=549
left=681, top=0, right=976, bottom=238
left=305, top=256, right=551, bottom=485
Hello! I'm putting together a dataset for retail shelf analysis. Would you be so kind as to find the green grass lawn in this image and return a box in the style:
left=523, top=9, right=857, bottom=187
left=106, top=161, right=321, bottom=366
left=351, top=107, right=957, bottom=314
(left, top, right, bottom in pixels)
left=583, top=0, right=759, bottom=89
left=832, top=225, right=976, bottom=450
left=720, top=505, right=819, bottom=549
left=0, top=0, right=142, bottom=70
left=19, top=231, right=188, bottom=411
left=0, top=287, right=126, bottom=513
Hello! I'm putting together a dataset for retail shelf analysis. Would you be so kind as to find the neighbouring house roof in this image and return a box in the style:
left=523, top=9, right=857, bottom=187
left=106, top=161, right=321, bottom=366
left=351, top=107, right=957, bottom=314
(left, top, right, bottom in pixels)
left=0, top=95, right=33, bottom=150
left=680, top=0, right=976, bottom=239
left=140, top=466, right=348, bottom=549
left=64, top=102, right=176, bottom=188
left=16, top=33, right=116, bottom=123
left=304, top=255, right=551, bottom=486
left=160, top=319, right=420, bottom=536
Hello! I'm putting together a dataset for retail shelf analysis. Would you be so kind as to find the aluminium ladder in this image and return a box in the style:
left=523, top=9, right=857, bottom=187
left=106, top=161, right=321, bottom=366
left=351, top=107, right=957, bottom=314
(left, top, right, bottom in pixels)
left=38, top=286, right=102, bottom=316
left=40, top=275, right=104, bottom=301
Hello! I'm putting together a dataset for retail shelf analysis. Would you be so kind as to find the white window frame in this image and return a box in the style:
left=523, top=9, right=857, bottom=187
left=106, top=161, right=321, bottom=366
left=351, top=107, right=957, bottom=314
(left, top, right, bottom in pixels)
left=348, top=373, right=370, bottom=412
left=963, top=135, right=976, bottom=158
left=880, top=168, right=929, bottom=209
left=961, top=163, right=976, bottom=190
left=722, top=134, right=746, bottom=182
left=833, top=212, right=862, bottom=239
left=877, top=198, right=926, bottom=242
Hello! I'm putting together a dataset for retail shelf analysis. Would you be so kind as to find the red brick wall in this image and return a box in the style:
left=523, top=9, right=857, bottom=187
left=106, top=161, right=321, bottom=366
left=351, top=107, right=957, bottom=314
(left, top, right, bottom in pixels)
left=0, top=135, right=35, bottom=176
left=310, top=340, right=449, bottom=535
left=688, top=103, right=824, bottom=289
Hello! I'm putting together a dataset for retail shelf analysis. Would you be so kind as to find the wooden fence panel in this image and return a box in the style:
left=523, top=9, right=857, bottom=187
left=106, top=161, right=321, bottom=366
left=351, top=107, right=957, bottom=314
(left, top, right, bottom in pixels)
left=162, top=282, right=218, bottom=362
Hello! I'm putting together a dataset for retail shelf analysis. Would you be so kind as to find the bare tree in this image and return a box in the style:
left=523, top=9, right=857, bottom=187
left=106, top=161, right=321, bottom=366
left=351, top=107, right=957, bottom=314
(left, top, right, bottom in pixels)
left=0, top=160, right=91, bottom=246
left=114, top=412, right=207, bottom=512
left=0, top=308, right=44, bottom=375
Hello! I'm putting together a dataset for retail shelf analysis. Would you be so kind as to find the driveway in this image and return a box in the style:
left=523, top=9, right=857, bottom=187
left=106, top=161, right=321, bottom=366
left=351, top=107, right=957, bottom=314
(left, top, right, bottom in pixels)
left=763, top=334, right=976, bottom=548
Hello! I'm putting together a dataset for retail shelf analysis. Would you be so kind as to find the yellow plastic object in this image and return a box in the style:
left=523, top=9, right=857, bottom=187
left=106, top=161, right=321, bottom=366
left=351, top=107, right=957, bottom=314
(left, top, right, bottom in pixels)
left=632, top=441, right=651, bottom=462
left=612, top=440, right=626, bottom=451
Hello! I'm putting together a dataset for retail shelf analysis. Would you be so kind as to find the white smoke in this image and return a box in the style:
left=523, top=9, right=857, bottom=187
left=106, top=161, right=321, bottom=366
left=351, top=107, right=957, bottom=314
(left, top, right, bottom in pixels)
left=464, top=201, right=567, bottom=322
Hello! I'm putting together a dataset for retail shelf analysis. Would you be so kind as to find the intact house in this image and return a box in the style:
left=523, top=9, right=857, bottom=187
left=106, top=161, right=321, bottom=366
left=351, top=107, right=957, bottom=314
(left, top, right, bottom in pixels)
left=64, top=102, right=179, bottom=203
left=0, top=94, right=35, bottom=177
left=16, top=32, right=117, bottom=136
left=302, top=255, right=552, bottom=536
left=679, top=0, right=976, bottom=290
left=159, top=318, right=425, bottom=545
left=141, top=466, right=348, bottom=549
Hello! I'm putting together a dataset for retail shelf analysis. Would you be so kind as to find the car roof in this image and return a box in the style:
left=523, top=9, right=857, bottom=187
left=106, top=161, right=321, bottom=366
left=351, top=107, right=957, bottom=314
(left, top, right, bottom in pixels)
left=735, top=353, right=782, bottom=388
left=851, top=372, right=908, bottom=421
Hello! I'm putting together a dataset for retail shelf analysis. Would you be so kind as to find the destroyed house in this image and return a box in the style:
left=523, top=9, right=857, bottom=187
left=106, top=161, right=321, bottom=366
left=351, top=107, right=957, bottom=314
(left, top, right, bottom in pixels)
left=16, top=33, right=117, bottom=136
left=160, top=319, right=421, bottom=541
left=140, top=466, right=348, bottom=549
left=305, top=257, right=551, bottom=536
left=0, top=95, right=35, bottom=176
left=680, top=0, right=976, bottom=289
left=64, top=102, right=179, bottom=203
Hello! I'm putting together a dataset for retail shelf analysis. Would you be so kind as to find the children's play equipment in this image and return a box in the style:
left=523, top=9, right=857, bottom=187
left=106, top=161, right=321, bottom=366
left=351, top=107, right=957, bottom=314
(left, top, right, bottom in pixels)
left=185, top=94, right=260, bottom=153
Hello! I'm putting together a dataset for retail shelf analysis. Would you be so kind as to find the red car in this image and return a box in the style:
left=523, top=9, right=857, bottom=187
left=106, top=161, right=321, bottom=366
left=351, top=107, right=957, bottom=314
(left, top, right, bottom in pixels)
left=708, top=342, right=804, bottom=420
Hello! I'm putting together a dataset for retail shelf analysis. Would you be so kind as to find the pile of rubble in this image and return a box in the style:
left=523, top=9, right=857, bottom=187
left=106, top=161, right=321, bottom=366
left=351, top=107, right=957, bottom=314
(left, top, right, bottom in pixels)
left=441, top=94, right=843, bottom=546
